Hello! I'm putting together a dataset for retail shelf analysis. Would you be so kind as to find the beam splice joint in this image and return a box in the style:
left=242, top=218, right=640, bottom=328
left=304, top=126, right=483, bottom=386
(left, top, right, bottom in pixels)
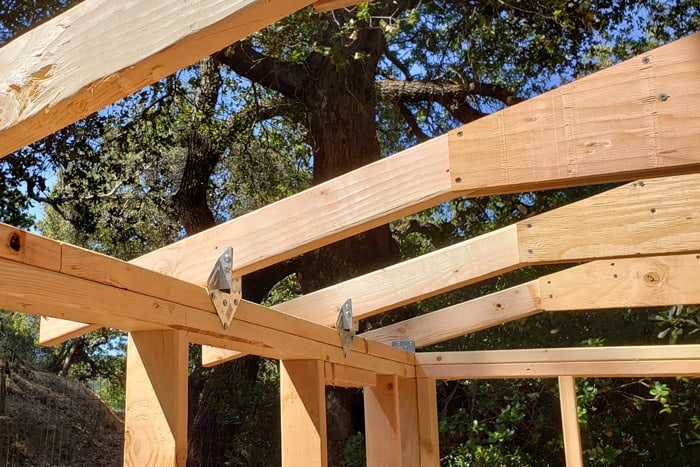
left=336, top=299, right=355, bottom=358
left=206, top=246, right=241, bottom=329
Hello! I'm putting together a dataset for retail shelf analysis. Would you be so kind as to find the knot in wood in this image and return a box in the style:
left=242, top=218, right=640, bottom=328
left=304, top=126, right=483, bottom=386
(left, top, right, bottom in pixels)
left=643, top=271, right=661, bottom=284
left=8, top=232, right=21, bottom=252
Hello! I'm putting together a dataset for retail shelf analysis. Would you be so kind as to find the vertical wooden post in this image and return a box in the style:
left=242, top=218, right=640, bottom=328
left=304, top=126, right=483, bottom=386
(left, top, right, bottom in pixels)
left=364, top=375, right=421, bottom=466
left=280, top=360, right=328, bottom=467
left=124, top=330, right=188, bottom=466
left=416, top=378, right=440, bottom=466
left=558, top=375, right=583, bottom=467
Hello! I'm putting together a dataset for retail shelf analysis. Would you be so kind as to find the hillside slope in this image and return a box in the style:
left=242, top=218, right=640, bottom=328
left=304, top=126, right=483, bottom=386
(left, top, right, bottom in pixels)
left=1, top=364, right=123, bottom=466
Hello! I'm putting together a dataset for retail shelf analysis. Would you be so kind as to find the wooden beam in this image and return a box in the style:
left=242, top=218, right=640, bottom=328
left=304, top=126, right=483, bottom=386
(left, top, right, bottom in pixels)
left=202, top=171, right=700, bottom=365
left=0, top=0, right=315, bottom=157
left=42, top=35, right=700, bottom=347
left=416, top=378, right=440, bottom=467
left=38, top=317, right=99, bottom=347
left=449, top=33, right=700, bottom=196
left=280, top=360, right=327, bottom=467
left=541, top=253, right=700, bottom=311
left=0, top=224, right=415, bottom=376
left=132, top=136, right=453, bottom=283
left=312, top=0, right=361, bottom=12
left=134, top=33, right=699, bottom=287
left=416, top=345, right=700, bottom=379
left=324, top=362, right=376, bottom=387
left=558, top=376, right=583, bottom=467
left=364, top=252, right=700, bottom=348
left=124, top=330, right=188, bottom=466
left=362, top=281, right=541, bottom=347
left=364, top=375, right=421, bottom=467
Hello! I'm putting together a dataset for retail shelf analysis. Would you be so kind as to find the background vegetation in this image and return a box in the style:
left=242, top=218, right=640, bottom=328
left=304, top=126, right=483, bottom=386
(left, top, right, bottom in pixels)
left=1, top=0, right=700, bottom=465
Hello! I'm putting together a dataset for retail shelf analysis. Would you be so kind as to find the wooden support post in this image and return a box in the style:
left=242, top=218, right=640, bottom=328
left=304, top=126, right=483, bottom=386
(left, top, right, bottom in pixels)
left=558, top=376, right=583, bottom=467
left=124, top=330, right=188, bottom=466
left=416, top=378, right=440, bottom=466
left=280, top=360, right=328, bottom=467
left=364, top=375, right=421, bottom=466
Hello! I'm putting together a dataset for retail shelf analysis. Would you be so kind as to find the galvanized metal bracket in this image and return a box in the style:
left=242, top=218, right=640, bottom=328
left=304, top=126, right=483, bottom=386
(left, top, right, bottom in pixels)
left=335, top=299, right=355, bottom=358
left=206, top=246, right=242, bottom=329
left=392, top=340, right=416, bottom=353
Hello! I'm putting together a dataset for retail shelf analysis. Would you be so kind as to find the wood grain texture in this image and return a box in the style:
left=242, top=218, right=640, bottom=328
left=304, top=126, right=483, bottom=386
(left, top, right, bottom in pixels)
left=558, top=376, right=583, bottom=467
left=203, top=173, right=700, bottom=365
left=416, top=345, right=700, bottom=379
left=362, top=281, right=541, bottom=347
left=124, top=330, right=188, bottom=466
left=542, top=253, right=700, bottom=311
left=38, top=317, right=98, bottom=347
left=280, top=360, right=327, bottom=467
left=0, top=223, right=416, bottom=375
left=132, top=136, right=452, bottom=284
left=518, top=173, right=700, bottom=263
left=449, top=33, right=700, bottom=195
left=275, top=225, right=520, bottom=325
left=416, top=378, right=440, bottom=467
left=324, top=362, right=376, bottom=387
left=0, top=0, right=314, bottom=157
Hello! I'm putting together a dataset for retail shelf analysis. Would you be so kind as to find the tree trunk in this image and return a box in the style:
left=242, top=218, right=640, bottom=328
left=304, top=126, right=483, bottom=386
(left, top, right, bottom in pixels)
left=295, top=29, right=400, bottom=466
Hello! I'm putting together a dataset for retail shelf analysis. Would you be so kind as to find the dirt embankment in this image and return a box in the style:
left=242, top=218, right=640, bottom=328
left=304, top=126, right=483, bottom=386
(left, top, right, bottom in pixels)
left=1, top=364, right=123, bottom=466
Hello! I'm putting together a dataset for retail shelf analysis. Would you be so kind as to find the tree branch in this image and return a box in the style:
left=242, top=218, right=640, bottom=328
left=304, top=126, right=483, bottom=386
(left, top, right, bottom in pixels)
left=213, top=40, right=308, bottom=101
left=377, top=79, right=524, bottom=107
left=396, top=102, right=430, bottom=142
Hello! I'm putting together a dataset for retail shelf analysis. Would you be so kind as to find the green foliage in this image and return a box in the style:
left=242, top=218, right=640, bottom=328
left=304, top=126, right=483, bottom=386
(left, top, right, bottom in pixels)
left=342, top=432, right=366, bottom=467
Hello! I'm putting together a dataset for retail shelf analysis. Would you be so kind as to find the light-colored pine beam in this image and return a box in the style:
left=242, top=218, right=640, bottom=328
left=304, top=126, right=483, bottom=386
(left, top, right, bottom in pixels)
left=364, top=252, right=700, bottom=348
left=312, top=0, right=362, bottom=12
left=280, top=360, right=328, bottom=467
left=416, top=345, right=700, bottom=379
left=38, top=317, right=99, bottom=347
left=134, top=33, right=699, bottom=287
left=132, top=136, right=453, bottom=283
left=124, top=330, right=188, bottom=466
left=558, top=376, right=583, bottom=467
left=416, top=378, right=440, bottom=467
left=362, top=281, right=541, bottom=347
left=42, top=34, right=700, bottom=348
left=449, top=33, right=700, bottom=196
left=0, top=224, right=415, bottom=376
left=364, top=375, right=421, bottom=466
left=202, top=171, right=700, bottom=365
left=324, top=362, right=376, bottom=387
left=0, top=0, right=315, bottom=158
left=541, top=253, right=700, bottom=311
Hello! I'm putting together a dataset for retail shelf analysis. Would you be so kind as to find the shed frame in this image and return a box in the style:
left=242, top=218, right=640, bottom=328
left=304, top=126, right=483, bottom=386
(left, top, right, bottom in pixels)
left=1, top=1, right=699, bottom=465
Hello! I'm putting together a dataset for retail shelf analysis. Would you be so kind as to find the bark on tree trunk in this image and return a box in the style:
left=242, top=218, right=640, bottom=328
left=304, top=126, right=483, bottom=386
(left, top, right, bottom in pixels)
left=294, top=29, right=400, bottom=466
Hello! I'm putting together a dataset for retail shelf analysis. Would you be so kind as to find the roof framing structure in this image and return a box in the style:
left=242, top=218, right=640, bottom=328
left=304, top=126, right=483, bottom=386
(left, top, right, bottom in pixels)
left=1, top=1, right=699, bottom=465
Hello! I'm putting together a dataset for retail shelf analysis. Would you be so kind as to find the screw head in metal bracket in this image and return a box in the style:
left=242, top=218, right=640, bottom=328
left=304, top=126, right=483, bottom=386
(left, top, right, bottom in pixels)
left=392, top=341, right=416, bottom=353
left=206, top=246, right=242, bottom=329
left=336, top=299, right=355, bottom=358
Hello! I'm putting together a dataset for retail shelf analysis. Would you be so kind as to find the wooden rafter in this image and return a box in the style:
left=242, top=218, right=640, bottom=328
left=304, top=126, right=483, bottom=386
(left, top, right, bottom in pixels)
left=130, top=32, right=700, bottom=285
left=37, top=34, right=700, bottom=352
left=199, top=172, right=700, bottom=365
left=364, top=253, right=700, bottom=347
left=0, top=0, right=315, bottom=157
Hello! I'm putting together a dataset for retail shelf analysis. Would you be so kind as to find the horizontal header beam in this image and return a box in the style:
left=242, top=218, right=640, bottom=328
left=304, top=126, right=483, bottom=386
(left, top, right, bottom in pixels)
left=0, top=223, right=414, bottom=376
left=416, top=345, right=700, bottom=379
